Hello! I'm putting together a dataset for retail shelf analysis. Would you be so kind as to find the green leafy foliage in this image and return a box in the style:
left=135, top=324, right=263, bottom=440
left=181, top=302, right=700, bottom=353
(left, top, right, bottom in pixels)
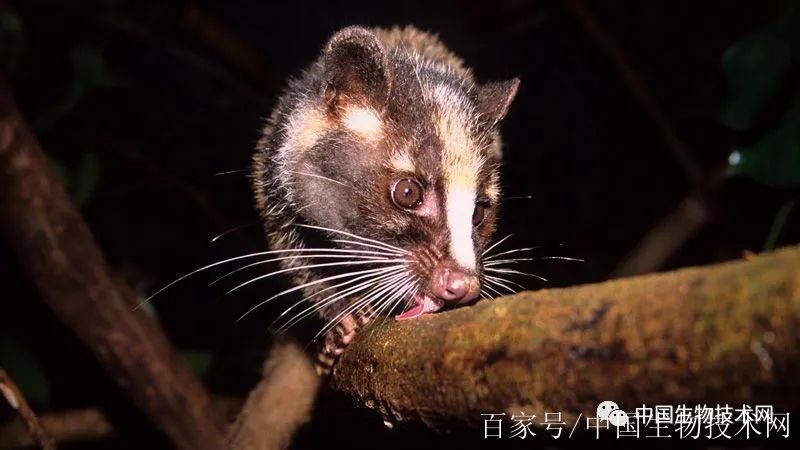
left=32, top=47, right=121, bottom=206
left=0, top=12, right=25, bottom=73
left=722, top=5, right=800, bottom=189
left=720, top=32, right=794, bottom=132
left=71, top=152, right=102, bottom=207
left=35, top=46, right=125, bottom=131
left=180, top=350, right=214, bottom=377
left=0, top=333, right=51, bottom=407
left=69, top=46, right=123, bottom=91
left=49, top=151, right=102, bottom=208
left=728, top=93, right=800, bottom=188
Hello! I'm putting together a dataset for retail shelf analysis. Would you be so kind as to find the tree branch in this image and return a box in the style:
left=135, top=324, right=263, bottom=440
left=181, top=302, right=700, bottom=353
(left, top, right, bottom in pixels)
left=228, top=338, right=320, bottom=450
left=0, top=368, right=55, bottom=450
left=563, top=0, right=701, bottom=184
left=0, top=407, right=109, bottom=450
left=0, top=397, right=244, bottom=449
left=332, top=246, right=800, bottom=429
left=563, top=0, right=730, bottom=277
left=611, top=190, right=711, bottom=277
left=0, top=78, right=227, bottom=449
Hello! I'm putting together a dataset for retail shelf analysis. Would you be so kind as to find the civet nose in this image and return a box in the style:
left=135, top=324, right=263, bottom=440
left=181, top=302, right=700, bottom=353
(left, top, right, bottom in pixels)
left=431, top=266, right=480, bottom=304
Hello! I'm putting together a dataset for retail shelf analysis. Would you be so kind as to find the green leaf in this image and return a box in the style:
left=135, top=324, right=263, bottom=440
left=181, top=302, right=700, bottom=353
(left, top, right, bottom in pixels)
left=68, top=46, right=124, bottom=91
left=728, top=93, right=800, bottom=188
left=719, top=6, right=800, bottom=131
left=0, top=334, right=51, bottom=407
left=34, top=47, right=125, bottom=131
left=719, top=30, right=794, bottom=131
left=46, top=153, right=101, bottom=208
left=71, top=152, right=101, bottom=207
left=0, top=12, right=25, bottom=73
left=48, top=156, right=70, bottom=189
left=180, top=350, right=214, bottom=377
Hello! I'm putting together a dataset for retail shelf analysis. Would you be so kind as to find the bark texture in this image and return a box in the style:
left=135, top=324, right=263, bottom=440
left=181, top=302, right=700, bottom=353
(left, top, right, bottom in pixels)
left=228, top=338, right=321, bottom=450
left=332, top=246, right=800, bottom=429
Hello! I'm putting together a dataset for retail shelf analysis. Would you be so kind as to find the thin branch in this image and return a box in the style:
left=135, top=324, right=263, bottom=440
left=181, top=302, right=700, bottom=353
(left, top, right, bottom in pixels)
left=182, top=4, right=267, bottom=85
left=563, top=0, right=732, bottom=276
left=611, top=190, right=711, bottom=278
left=612, top=165, right=727, bottom=277
left=0, top=397, right=244, bottom=449
left=228, top=338, right=321, bottom=450
left=563, top=0, right=702, bottom=184
left=0, top=368, right=55, bottom=450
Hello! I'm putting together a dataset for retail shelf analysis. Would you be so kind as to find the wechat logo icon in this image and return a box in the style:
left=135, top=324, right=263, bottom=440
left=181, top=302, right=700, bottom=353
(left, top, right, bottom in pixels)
left=597, top=400, right=629, bottom=427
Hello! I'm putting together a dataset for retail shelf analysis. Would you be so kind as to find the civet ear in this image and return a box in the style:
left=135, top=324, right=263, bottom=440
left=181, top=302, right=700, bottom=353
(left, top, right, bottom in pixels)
left=473, top=78, right=520, bottom=129
left=321, top=26, right=392, bottom=112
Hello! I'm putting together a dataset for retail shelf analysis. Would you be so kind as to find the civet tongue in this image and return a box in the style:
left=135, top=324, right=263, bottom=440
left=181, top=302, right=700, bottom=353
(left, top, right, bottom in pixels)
left=395, top=292, right=444, bottom=321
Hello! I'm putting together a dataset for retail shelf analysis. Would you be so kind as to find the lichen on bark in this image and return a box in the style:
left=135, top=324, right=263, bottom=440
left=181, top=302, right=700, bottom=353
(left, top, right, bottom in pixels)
left=332, top=246, right=800, bottom=430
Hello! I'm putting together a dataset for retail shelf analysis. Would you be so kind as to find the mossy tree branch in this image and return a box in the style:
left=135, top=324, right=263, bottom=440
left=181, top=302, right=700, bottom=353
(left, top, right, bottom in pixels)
left=333, top=246, right=800, bottom=429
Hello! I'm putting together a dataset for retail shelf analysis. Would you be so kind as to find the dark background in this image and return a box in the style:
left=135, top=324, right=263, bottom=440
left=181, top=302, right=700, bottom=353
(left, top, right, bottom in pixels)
left=1, top=0, right=798, bottom=448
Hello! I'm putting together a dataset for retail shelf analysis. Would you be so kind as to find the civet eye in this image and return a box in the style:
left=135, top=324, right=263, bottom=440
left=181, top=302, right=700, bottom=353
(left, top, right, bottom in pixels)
left=472, top=203, right=487, bottom=226
left=391, top=178, right=423, bottom=209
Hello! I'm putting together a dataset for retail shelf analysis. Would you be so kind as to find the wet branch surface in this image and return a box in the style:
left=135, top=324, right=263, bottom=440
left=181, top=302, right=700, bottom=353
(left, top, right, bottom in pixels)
left=0, top=79, right=227, bottom=450
left=333, top=246, right=800, bottom=429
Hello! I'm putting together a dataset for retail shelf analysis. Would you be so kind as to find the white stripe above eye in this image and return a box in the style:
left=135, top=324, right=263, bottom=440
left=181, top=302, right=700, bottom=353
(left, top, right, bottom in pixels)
left=389, top=151, right=415, bottom=173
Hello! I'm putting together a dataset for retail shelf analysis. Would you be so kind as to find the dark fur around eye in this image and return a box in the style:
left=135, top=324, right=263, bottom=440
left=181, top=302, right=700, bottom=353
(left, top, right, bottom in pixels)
left=472, top=204, right=485, bottom=226
left=473, top=198, right=491, bottom=226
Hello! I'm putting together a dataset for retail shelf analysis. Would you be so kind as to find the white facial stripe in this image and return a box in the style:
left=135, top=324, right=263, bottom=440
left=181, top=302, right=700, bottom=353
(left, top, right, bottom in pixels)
left=343, top=107, right=382, bottom=140
left=446, top=186, right=476, bottom=269
left=432, top=83, right=483, bottom=270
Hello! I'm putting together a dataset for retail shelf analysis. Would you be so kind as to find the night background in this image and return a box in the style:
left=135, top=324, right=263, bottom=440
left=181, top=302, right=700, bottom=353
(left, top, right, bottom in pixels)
left=1, top=0, right=799, bottom=448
